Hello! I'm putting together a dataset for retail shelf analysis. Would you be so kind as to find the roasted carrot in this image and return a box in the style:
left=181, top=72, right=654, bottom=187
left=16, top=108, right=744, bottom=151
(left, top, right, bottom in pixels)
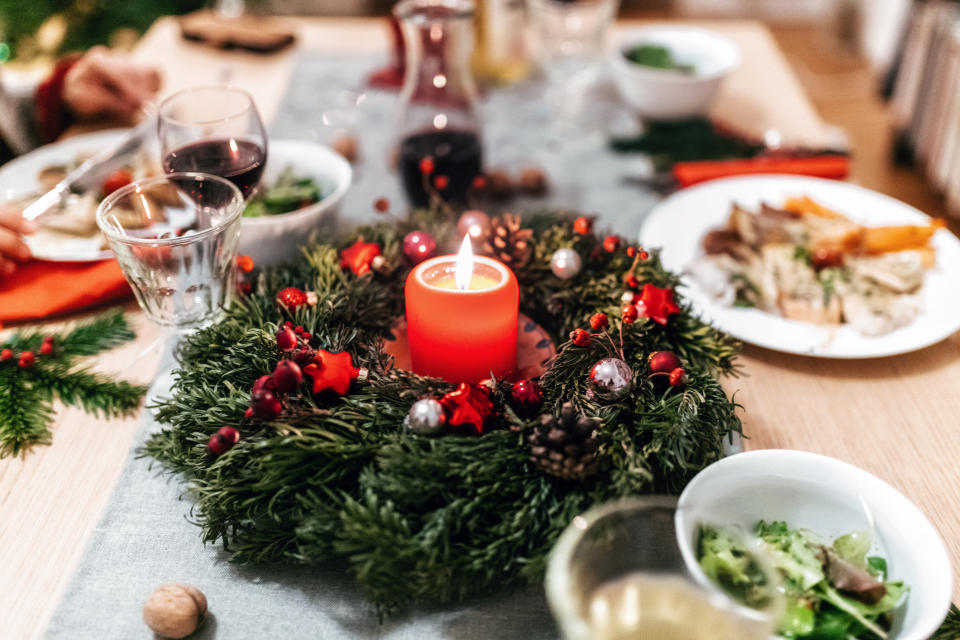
left=861, top=219, right=945, bottom=254
left=783, top=196, right=849, bottom=221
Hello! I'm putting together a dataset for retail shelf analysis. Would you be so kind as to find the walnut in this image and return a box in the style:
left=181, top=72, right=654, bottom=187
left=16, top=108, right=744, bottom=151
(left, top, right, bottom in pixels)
left=331, top=135, right=358, bottom=163
left=518, top=166, right=548, bottom=196
left=142, top=583, right=207, bottom=639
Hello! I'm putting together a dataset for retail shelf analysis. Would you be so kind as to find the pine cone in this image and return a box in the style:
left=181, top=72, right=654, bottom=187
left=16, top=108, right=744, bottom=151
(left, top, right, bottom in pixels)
left=528, top=402, right=603, bottom=481
left=482, top=213, right=533, bottom=268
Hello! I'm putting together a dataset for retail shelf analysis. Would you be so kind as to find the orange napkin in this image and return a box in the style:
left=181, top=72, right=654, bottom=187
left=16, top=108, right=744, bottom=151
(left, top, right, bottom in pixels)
left=0, top=259, right=131, bottom=324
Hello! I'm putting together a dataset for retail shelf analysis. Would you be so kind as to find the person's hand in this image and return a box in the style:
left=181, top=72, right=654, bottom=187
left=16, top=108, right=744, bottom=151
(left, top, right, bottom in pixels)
left=0, top=206, right=33, bottom=277
left=62, top=46, right=161, bottom=123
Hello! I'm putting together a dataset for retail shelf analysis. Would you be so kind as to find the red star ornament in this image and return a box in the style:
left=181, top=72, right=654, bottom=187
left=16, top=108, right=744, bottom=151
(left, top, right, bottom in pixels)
left=439, top=382, right=494, bottom=435
left=303, top=350, right=359, bottom=395
left=340, top=239, right=382, bottom=276
left=637, top=283, right=681, bottom=325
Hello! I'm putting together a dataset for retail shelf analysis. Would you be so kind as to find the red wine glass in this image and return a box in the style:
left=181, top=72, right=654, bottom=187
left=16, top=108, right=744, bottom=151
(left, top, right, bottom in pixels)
left=158, top=86, right=268, bottom=199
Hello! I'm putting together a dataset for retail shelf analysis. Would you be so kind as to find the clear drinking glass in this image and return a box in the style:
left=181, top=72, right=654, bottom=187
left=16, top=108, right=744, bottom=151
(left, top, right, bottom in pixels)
left=96, top=173, right=243, bottom=330
left=546, top=497, right=780, bottom=640
left=158, top=86, right=268, bottom=200
left=528, top=0, right=620, bottom=85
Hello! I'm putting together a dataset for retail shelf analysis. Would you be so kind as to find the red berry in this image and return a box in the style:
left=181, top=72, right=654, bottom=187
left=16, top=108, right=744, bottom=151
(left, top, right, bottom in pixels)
left=625, top=274, right=639, bottom=289
left=669, top=367, right=688, bottom=386
left=419, top=156, right=435, bottom=175
left=293, top=347, right=316, bottom=366
left=272, top=359, right=303, bottom=394
left=218, top=425, right=240, bottom=444
left=603, top=235, right=621, bottom=253
left=570, top=328, right=591, bottom=347
left=648, top=351, right=682, bottom=375
left=573, top=216, right=593, bottom=235
left=244, top=407, right=254, bottom=419
left=589, top=313, right=609, bottom=331
left=252, top=374, right=276, bottom=394
left=236, top=255, right=254, bottom=273
left=622, top=305, right=638, bottom=324
left=285, top=321, right=293, bottom=328
left=434, top=175, right=449, bottom=190
left=237, top=281, right=252, bottom=296
left=40, top=340, right=54, bottom=356
left=251, top=389, right=282, bottom=420
left=18, top=351, right=34, bottom=368
left=1, top=348, right=13, bottom=361
left=626, top=247, right=636, bottom=258
left=373, top=197, right=390, bottom=213
left=301, top=332, right=311, bottom=340
left=639, top=250, right=649, bottom=260
left=294, top=325, right=304, bottom=334
left=472, top=175, right=487, bottom=190
left=206, top=426, right=240, bottom=456
left=276, top=326, right=298, bottom=352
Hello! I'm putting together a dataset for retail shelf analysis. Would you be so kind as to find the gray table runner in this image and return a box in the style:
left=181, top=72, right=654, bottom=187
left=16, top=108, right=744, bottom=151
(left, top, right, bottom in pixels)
left=46, top=53, right=662, bottom=639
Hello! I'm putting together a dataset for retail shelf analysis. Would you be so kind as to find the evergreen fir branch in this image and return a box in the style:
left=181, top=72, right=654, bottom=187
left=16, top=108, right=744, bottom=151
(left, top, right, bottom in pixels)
left=2, top=309, right=134, bottom=357
left=0, top=368, right=54, bottom=457
left=0, top=310, right=144, bottom=457
left=29, top=365, right=146, bottom=418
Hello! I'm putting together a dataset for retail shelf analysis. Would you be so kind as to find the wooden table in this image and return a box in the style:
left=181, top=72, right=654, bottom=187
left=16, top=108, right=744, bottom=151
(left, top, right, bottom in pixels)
left=1, top=17, right=956, bottom=640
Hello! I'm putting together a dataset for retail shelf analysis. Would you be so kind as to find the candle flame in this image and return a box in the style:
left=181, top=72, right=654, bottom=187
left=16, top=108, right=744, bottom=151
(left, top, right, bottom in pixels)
left=454, top=235, right=474, bottom=291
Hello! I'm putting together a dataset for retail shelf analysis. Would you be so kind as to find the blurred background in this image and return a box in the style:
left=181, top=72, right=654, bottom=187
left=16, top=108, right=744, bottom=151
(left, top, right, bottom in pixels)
left=0, top=0, right=952, bottom=219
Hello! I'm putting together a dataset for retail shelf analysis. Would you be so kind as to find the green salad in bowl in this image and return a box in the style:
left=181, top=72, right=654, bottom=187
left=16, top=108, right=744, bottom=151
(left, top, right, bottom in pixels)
left=698, top=520, right=908, bottom=639
left=623, top=44, right=695, bottom=74
left=243, top=166, right=326, bottom=218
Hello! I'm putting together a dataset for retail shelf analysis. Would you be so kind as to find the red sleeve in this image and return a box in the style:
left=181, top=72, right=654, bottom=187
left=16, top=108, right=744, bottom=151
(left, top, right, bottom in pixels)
left=35, top=53, right=82, bottom=144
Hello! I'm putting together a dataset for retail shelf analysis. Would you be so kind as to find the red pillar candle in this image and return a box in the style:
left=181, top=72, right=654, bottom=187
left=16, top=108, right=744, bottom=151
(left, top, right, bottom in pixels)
left=405, top=236, right=518, bottom=382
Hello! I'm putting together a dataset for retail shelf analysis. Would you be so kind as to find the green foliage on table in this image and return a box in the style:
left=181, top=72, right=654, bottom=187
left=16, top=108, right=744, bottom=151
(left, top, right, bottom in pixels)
left=144, top=208, right=743, bottom=616
left=0, top=310, right=147, bottom=457
left=0, top=0, right=205, bottom=60
left=933, top=605, right=960, bottom=640
left=610, top=118, right=765, bottom=171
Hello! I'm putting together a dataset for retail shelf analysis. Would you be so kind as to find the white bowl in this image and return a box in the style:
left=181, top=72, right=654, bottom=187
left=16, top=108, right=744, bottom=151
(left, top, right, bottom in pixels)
left=675, top=450, right=952, bottom=640
left=239, top=139, right=352, bottom=266
left=609, top=25, right=739, bottom=120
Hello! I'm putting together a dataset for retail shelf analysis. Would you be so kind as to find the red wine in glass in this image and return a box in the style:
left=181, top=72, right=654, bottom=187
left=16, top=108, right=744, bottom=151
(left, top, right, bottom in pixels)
left=400, top=129, right=482, bottom=208
left=163, top=139, right=266, bottom=198
left=159, top=87, right=268, bottom=201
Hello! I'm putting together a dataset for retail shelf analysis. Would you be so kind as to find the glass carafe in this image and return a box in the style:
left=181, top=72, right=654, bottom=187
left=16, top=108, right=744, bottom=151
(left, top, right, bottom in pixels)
left=394, top=0, right=483, bottom=208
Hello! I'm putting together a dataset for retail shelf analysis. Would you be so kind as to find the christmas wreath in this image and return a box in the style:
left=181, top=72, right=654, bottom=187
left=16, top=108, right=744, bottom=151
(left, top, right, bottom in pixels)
left=145, top=205, right=742, bottom=615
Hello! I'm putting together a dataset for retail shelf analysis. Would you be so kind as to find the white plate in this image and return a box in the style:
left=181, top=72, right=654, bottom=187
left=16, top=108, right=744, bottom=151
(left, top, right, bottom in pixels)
left=676, top=450, right=953, bottom=640
left=639, top=175, right=960, bottom=358
left=0, top=129, right=137, bottom=262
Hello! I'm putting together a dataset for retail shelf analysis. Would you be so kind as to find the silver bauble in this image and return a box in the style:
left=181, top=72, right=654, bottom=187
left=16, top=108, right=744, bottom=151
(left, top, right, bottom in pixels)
left=590, top=358, right=634, bottom=400
left=550, top=248, right=582, bottom=280
left=404, top=398, right=447, bottom=435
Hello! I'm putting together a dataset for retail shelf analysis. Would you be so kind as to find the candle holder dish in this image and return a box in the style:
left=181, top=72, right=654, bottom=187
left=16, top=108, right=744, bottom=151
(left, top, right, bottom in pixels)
left=383, top=313, right=556, bottom=381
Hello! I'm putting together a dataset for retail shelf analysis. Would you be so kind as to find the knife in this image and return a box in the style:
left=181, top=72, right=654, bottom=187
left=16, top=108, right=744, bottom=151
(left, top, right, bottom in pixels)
left=23, top=110, right=157, bottom=222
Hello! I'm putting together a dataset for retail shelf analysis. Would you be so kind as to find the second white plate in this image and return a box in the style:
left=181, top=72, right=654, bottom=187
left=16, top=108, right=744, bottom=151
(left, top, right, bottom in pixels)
left=639, top=175, right=960, bottom=358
